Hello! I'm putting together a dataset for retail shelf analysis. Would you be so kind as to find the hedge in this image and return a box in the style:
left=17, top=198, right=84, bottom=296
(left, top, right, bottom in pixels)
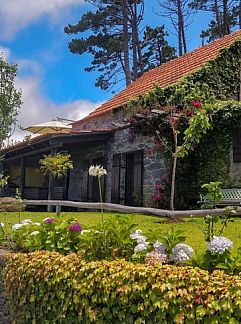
left=3, top=251, right=241, bottom=323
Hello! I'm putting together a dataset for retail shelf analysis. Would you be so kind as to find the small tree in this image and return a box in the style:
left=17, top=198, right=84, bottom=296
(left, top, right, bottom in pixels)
left=0, top=56, right=22, bottom=147
left=39, top=153, right=73, bottom=210
left=157, top=101, right=212, bottom=210
left=40, top=153, right=73, bottom=179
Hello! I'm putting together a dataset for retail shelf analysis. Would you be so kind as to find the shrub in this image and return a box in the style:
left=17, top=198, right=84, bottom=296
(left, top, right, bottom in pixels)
left=11, top=217, right=82, bottom=254
left=4, top=251, right=241, bottom=323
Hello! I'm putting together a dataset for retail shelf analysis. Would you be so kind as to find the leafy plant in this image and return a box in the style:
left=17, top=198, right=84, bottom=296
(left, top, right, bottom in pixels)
left=39, top=152, right=73, bottom=178
left=200, top=181, right=223, bottom=209
left=79, top=215, right=137, bottom=261
left=11, top=217, right=82, bottom=254
left=160, top=227, right=186, bottom=255
left=5, top=252, right=241, bottom=323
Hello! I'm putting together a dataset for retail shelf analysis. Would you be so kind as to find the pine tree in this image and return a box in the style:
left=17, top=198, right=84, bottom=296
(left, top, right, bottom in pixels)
left=189, top=0, right=237, bottom=43
left=142, top=26, right=176, bottom=70
left=158, top=0, right=192, bottom=56
left=64, top=0, right=144, bottom=92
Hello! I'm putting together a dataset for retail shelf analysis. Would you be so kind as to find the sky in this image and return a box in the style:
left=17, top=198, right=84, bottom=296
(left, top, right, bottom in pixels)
left=0, top=0, right=213, bottom=142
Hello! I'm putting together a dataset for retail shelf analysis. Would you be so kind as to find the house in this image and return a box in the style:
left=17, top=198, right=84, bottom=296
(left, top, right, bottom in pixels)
left=1, top=30, right=241, bottom=208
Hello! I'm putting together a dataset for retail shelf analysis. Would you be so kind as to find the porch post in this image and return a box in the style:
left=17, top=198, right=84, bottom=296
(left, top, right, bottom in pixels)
left=19, top=157, right=26, bottom=198
left=47, top=148, right=56, bottom=212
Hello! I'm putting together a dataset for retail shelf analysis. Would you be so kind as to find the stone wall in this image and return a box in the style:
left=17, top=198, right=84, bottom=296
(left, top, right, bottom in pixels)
left=67, top=128, right=166, bottom=205
left=72, top=110, right=125, bottom=131
left=106, top=128, right=166, bottom=205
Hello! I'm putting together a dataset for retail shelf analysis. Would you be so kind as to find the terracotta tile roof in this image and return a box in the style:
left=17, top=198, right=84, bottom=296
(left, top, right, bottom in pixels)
left=73, top=29, right=241, bottom=127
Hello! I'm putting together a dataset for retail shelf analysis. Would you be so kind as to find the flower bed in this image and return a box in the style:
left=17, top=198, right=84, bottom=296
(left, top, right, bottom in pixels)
left=4, top=251, right=241, bottom=323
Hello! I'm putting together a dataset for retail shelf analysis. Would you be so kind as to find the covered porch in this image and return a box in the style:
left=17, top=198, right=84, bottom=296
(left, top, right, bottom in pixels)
left=0, top=131, right=113, bottom=206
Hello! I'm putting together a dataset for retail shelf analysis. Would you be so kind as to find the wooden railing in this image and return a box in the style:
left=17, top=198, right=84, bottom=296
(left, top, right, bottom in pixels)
left=25, top=200, right=241, bottom=218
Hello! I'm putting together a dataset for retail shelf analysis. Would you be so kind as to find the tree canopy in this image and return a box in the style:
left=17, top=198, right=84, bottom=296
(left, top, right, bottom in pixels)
left=0, top=56, right=21, bottom=147
left=65, top=0, right=175, bottom=92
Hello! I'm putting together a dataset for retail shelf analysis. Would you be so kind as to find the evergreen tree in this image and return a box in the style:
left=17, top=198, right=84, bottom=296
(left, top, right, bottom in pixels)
left=64, top=0, right=144, bottom=92
left=142, top=26, right=176, bottom=70
left=158, top=0, right=192, bottom=56
left=189, top=0, right=237, bottom=43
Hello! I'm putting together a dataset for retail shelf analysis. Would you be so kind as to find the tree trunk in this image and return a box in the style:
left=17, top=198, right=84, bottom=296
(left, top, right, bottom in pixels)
left=214, top=0, right=222, bottom=37
left=181, top=13, right=187, bottom=54
left=177, top=0, right=183, bottom=56
left=122, top=0, right=132, bottom=86
left=239, top=0, right=241, bottom=28
left=222, top=0, right=230, bottom=34
left=132, top=20, right=138, bottom=81
left=130, top=2, right=144, bottom=79
left=170, top=130, right=178, bottom=211
left=157, top=42, right=163, bottom=65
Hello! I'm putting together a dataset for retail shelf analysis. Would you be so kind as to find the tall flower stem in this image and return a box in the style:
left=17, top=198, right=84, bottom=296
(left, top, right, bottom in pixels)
left=98, top=176, right=104, bottom=222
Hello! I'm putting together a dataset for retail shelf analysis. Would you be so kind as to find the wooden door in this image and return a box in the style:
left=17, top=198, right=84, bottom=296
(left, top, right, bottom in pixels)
left=111, top=154, right=121, bottom=203
left=125, top=151, right=143, bottom=206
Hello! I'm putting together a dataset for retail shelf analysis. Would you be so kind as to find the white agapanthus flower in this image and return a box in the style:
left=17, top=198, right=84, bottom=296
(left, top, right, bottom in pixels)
left=81, top=230, right=91, bottom=235
left=153, top=240, right=166, bottom=253
left=207, top=236, right=233, bottom=254
left=134, top=242, right=149, bottom=254
left=21, top=219, right=33, bottom=225
left=89, top=165, right=107, bottom=177
left=29, top=231, right=40, bottom=236
left=12, top=223, right=24, bottom=231
left=170, top=243, right=194, bottom=264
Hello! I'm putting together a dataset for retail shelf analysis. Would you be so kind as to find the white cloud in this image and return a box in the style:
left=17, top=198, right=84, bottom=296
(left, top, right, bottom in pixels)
left=12, top=75, right=101, bottom=141
left=0, top=0, right=85, bottom=40
left=0, top=51, right=101, bottom=142
left=0, top=46, right=11, bottom=60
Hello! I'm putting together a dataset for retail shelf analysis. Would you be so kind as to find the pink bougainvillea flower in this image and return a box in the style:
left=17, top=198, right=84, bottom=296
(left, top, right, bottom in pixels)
left=190, top=100, right=202, bottom=109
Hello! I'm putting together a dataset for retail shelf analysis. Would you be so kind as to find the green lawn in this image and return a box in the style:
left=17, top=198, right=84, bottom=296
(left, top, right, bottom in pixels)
left=1, top=211, right=241, bottom=253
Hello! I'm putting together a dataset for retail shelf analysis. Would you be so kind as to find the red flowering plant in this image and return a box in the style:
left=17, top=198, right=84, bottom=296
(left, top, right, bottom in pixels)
left=148, top=174, right=168, bottom=208
left=154, top=100, right=212, bottom=210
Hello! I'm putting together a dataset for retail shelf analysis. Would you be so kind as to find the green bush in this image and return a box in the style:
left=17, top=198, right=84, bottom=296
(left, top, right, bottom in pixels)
left=4, top=251, right=241, bottom=323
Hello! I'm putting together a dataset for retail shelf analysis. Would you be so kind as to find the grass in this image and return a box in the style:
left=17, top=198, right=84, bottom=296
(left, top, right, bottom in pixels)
left=1, top=211, right=241, bottom=253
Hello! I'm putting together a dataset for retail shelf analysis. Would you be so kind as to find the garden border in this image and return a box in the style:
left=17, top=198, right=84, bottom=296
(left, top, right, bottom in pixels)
left=25, top=199, right=241, bottom=218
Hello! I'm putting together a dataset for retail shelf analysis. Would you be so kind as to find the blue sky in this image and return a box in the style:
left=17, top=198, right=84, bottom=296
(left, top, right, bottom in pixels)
left=0, top=0, right=212, bottom=140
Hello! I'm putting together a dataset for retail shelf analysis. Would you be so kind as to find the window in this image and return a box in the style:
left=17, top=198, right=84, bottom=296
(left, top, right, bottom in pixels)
left=233, top=128, right=241, bottom=163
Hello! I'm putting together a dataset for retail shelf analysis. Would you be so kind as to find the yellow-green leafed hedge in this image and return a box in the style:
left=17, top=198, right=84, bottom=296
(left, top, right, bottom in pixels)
left=3, top=251, right=241, bottom=324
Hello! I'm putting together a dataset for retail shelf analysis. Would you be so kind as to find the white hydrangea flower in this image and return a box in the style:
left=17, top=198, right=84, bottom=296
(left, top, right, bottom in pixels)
left=12, top=223, right=24, bottom=231
left=89, top=165, right=107, bottom=177
left=21, top=219, right=33, bottom=225
left=153, top=240, right=166, bottom=253
left=34, top=222, right=41, bottom=226
left=134, top=242, right=149, bottom=254
left=29, top=231, right=40, bottom=236
left=0, top=223, right=4, bottom=227
left=170, top=243, right=194, bottom=264
left=207, top=236, right=233, bottom=254
left=130, top=229, right=143, bottom=240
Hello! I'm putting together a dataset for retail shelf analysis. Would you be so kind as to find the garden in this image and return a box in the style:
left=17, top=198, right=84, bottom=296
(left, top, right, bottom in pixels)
left=1, top=177, right=241, bottom=323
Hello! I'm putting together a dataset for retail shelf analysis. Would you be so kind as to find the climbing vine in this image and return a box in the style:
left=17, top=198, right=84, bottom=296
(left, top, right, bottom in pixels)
left=125, top=39, right=241, bottom=209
